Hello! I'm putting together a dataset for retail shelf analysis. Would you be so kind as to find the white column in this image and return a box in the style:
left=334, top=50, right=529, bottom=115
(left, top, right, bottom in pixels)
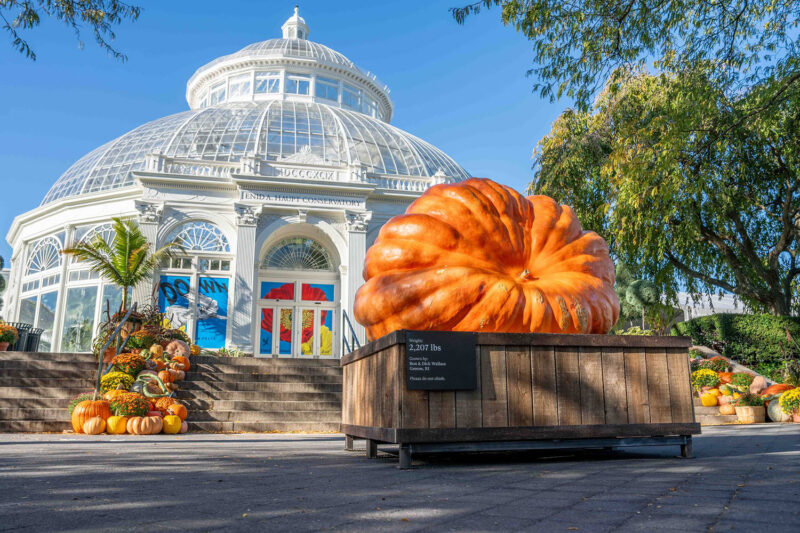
left=230, top=204, right=261, bottom=352
left=345, top=211, right=371, bottom=345
left=133, top=201, right=163, bottom=308
left=51, top=226, right=74, bottom=351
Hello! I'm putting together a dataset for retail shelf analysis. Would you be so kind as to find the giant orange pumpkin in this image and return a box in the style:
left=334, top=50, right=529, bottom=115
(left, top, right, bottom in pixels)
left=71, top=399, right=112, bottom=433
left=354, top=178, right=619, bottom=340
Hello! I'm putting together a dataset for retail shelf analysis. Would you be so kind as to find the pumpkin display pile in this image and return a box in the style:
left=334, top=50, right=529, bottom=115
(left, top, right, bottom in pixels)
left=353, top=178, right=620, bottom=341
left=68, top=315, right=201, bottom=436
left=690, top=362, right=800, bottom=423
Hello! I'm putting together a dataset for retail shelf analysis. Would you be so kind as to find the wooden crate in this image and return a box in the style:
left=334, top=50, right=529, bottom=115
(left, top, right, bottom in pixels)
left=341, top=331, right=700, bottom=468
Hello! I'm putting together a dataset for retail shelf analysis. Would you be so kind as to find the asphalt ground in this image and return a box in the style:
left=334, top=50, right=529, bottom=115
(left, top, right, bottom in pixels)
left=1, top=424, right=798, bottom=532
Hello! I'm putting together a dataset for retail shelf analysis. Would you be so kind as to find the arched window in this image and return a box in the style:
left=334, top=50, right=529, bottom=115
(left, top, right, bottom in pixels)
left=26, top=236, right=62, bottom=276
left=77, top=223, right=115, bottom=246
left=261, top=237, right=333, bottom=271
left=167, top=221, right=230, bottom=253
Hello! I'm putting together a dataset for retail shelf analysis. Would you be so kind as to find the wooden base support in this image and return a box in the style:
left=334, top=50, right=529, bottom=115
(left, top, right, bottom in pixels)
left=366, top=438, right=378, bottom=459
left=681, top=436, right=693, bottom=458
left=399, top=444, right=412, bottom=469
left=344, top=435, right=354, bottom=451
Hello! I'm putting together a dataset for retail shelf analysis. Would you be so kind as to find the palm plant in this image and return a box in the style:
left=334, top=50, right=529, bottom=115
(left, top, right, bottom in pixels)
left=62, top=218, right=182, bottom=312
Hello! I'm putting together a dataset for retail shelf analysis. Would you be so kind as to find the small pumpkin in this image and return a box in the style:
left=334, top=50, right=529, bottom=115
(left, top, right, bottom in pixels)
left=82, top=416, right=106, bottom=435
left=71, top=399, right=112, bottom=433
left=158, top=370, right=174, bottom=384
left=162, top=415, right=182, bottom=434
left=190, top=344, right=201, bottom=356
left=761, top=384, right=795, bottom=398
left=154, top=358, right=166, bottom=371
left=180, top=421, right=189, bottom=434
left=718, top=372, right=733, bottom=384
left=103, top=389, right=128, bottom=402
left=171, top=355, right=191, bottom=371
left=166, top=339, right=190, bottom=357
left=146, top=410, right=163, bottom=418
left=167, top=403, right=188, bottom=421
left=718, top=404, right=735, bottom=415
left=700, top=393, right=718, bottom=407
left=149, top=344, right=164, bottom=358
left=168, top=369, right=185, bottom=381
left=707, top=388, right=720, bottom=397
left=127, top=415, right=163, bottom=435
left=153, top=396, right=177, bottom=415
left=719, top=384, right=733, bottom=396
left=106, top=416, right=128, bottom=434
left=353, top=178, right=619, bottom=340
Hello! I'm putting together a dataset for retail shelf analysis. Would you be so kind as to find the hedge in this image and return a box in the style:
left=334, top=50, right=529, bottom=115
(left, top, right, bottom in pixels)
left=671, top=313, right=800, bottom=369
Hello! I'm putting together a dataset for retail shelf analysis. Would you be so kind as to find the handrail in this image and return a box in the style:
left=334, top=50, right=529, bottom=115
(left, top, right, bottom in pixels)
left=342, top=309, right=361, bottom=354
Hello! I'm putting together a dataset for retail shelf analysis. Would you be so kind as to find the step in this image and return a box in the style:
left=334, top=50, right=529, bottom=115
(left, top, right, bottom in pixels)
left=184, top=399, right=341, bottom=411
left=0, top=368, right=101, bottom=379
left=193, top=356, right=340, bottom=367
left=698, top=414, right=739, bottom=426
left=0, top=420, right=71, bottom=432
left=193, top=364, right=342, bottom=376
left=179, top=381, right=341, bottom=393
left=186, top=372, right=341, bottom=384
left=0, top=352, right=97, bottom=363
left=175, top=390, right=341, bottom=402
left=0, top=359, right=99, bottom=370
left=188, top=421, right=340, bottom=433
left=0, top=387, right=95, bottom=399
left=190, top=409, right=340, bottom=423
left=0, top=397, right=74, bottom=409
left=0, top=378, right=95, bottom=388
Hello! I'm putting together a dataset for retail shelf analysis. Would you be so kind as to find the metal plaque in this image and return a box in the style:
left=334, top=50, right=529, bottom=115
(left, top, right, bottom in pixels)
left=405, top=331, right=478, bottom=390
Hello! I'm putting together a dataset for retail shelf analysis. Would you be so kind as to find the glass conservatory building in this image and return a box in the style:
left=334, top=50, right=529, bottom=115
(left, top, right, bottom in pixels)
left=3, top=9, right=470, bottom=357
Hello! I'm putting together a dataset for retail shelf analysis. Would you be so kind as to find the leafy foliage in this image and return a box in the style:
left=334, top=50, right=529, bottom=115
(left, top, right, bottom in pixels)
left=531, top=69, right=800, bottom=314
left=735, top=392, right=765, bottom=407
left=698, top=358, right=730, bottom=373
left=1, top=0, right=141, bottom=61
left=451, top=1, right=800, bottom=113
left=62, top=217, right=182, bottom=312
left=673, top=313, right=800, bottom=368
left=690, top=369, right=719, bottom=391
left=731, top=372, right=755, bottom=389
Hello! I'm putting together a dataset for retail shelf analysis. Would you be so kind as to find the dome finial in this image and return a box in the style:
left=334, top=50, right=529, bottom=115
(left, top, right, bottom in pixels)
left=282, top=5, right=309, bottom=40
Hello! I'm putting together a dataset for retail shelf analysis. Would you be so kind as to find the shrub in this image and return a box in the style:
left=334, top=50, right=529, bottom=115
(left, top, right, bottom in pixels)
left=100, top=371, right=134, bottom=393
left=778, top=388, right=800, bottom=414
left=731, top=373, right=755, bottom=389
left=691, top=369, right=720, bottom=391
left=672, top=313, right=800, bottom=368
left=0, top=323, right=18, bottom=344
left=111, top=353, right=146, bottom=376
left=619, top=326, right=656, bottom=336
left=735, top=392, right=765, bottom=407
left=699, top=357, right=730, bottom=373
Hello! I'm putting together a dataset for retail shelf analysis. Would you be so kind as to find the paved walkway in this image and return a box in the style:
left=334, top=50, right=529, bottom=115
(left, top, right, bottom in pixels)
left=1, top=425, right=798, bottom=532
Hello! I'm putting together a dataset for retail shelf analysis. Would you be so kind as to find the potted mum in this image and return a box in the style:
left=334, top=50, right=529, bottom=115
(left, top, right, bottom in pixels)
left=734, top=392, right=766, bottom=424
left=0, top=323, right=18, bottom=351
left=778, top=388, right=800, bottom=423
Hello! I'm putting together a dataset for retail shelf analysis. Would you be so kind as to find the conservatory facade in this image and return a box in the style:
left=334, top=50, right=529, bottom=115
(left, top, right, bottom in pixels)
left=3, top=9, right=470, bottom=357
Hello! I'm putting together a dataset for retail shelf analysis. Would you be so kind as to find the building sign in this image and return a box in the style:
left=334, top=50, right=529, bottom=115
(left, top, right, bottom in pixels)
left=240, top=190, right=365, bottom=209
left=276, top=167, right=337, bottom=181
left=406, top=331, right=478, bottom=390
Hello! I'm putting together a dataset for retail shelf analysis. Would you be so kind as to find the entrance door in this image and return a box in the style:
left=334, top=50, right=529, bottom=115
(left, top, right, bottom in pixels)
left=257, top=280, right=337, bottom=358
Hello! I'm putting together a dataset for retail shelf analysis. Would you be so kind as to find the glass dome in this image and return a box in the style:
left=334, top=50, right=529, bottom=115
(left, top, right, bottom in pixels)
left=42, top=101, right=470, bottom=204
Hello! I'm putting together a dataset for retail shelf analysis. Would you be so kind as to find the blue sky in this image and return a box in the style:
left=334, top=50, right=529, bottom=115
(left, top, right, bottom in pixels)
left=0, top=0, right=567, bottom=260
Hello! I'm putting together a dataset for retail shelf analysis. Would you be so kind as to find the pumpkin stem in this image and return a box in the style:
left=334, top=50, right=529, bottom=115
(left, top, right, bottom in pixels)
left=519, top=269, right=535, bottom=281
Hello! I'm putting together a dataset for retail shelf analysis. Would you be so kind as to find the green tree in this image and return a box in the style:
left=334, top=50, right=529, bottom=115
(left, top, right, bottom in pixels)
left=531, top=68, right=800, bottom=316
left=451, top=1, right=800, bottom=113
left=62, top=217, right=181, bottom=312
left=1, top=0, right=141, bottom=61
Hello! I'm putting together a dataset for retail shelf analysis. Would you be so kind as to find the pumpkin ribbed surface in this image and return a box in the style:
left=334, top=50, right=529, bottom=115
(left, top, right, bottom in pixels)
left=354, top=178, right=619, bottom=340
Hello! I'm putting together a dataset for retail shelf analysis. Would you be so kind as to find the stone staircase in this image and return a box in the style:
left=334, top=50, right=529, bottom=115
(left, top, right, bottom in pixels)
left=0, top=352, right=343, bottom=433
left=693, top=397, right=738, bottom=426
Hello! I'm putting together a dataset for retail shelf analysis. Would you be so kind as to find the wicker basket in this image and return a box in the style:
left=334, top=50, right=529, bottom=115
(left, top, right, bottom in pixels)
left=735, top=405, right=765, bottom=424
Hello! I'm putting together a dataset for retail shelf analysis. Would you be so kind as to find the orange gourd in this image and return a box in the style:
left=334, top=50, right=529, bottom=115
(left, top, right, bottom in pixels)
left=153, top=396, right=177, bottom=415
left=354, top=178, right=619, bottom=340
left=171, top=355, right=190, bottom=372
left=158, top=370, right=174, bottom=384
left=167, top=403, right=187, bottom=421
left=761, top=384, right=795, bottom=397
left=126, top=415, right=163, bottom=435
left=71, top=399, right=112, bottom=433
left=718, top=372, right=733, bottom=384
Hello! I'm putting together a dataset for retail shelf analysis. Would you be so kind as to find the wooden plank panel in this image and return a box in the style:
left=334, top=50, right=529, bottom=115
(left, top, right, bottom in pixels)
left=455, top=346, right=482, bottom=427
left=666, top=348, right=694, bottom=423
left=344, top=363, right=353, bottom=426
left=624, top=349, right=650, bottom=424
left=428, top=391, right=456, bottom=428
left=481, top=346, right=508, bottom=427
left=399, top=344, right=429, bottom=428
left=506, top=347, right=533, bottom=426
left=532, top=347, right=558, bottom=426
left=382, top=346, right=396, bottom=428
left=555, top=347, right=582, bottom=425
left=601, top=348, right=628, bottom=425
left=579, top=348, right=605, bottom=425
left=646, top=349, right=672, bottom=423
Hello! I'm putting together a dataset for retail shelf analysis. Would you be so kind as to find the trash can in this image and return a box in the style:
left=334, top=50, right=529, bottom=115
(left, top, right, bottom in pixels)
left=7, top=323, right=32, bottom=351
left=25, top=328, right=43, bottom=352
